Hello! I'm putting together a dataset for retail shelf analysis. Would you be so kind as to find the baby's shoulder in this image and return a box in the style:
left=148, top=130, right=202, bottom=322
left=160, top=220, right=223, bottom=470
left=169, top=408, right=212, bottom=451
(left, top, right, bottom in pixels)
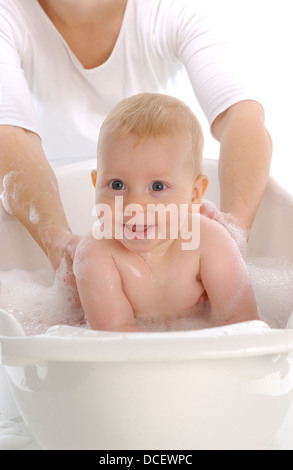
left=199, top=213, right=227, bottom=238
left=74, top=233, right=121, bottom=280
left=75, top=232, right=117, bottom=260
left=199, top=214, right=237, bottom=251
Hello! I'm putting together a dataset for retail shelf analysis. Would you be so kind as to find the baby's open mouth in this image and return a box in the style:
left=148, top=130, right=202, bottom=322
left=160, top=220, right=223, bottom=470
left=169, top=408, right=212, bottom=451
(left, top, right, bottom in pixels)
left=123, top=224, right=154, bottom=239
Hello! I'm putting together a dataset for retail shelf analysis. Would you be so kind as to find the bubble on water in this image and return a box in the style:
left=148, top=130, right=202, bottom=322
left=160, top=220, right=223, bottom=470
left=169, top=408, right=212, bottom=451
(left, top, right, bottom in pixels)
left=0, top=255, right=292, bottom=335
left=0, top=268, right=85, bottom=336
left=247, top=257, right=293, bottom=329
left=137, top=302, right=213, bottom=332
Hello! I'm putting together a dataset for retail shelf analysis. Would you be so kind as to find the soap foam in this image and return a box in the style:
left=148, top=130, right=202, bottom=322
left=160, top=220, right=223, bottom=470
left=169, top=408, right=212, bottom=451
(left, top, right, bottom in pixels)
left=0, top=172, right=20, bottom=216
left=137, top=301, right=213, bottom=332
left=248, top=257, right=293, bottom=329
left=29, top=206, right=41, bottom=225
left=0, top=257, right=292, bottom=335
left=0, top=267, right=85, bottom=336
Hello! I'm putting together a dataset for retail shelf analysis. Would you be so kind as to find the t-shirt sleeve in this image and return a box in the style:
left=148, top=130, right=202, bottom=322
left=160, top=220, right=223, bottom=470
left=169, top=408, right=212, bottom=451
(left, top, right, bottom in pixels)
left=0, top=5, right=40, bottom=134
left=164, top=0, right=259, bottom=126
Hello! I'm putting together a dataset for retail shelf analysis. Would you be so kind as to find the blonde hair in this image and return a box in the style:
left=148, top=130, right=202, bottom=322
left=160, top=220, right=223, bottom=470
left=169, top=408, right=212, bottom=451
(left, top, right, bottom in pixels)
left=98, top=93, right=204, bottom=176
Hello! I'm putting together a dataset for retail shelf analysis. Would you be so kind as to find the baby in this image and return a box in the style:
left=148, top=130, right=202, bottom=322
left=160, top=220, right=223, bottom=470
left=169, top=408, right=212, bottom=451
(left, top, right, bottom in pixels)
left=74, top=93, right=258, bottom=332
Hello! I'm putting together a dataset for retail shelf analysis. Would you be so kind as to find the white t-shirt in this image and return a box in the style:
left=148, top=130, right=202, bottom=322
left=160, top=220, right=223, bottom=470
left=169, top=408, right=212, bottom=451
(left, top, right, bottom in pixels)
left=0, top=0, right=256, bottom=166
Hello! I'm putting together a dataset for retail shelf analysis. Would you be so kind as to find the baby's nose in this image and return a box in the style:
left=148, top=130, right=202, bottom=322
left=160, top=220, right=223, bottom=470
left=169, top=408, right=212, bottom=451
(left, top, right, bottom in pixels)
left=123, top=192, right=149, bottom=212
left=123, top=202, right=146, bottom=222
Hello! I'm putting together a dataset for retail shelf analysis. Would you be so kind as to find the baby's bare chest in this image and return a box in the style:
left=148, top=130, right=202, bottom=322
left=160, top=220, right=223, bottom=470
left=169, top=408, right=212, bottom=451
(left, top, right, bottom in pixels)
left=115, top=253, right=204, bottom=320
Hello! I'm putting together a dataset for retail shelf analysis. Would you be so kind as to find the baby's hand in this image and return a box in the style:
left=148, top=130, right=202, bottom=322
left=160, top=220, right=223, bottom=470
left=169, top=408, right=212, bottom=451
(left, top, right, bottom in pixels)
left=200, top=200, right=248, bottom=257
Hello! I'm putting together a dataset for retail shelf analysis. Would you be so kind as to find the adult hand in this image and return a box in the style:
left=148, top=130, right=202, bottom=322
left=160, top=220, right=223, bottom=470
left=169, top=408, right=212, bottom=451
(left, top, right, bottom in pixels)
left=47, top=231, right=83, bottom=303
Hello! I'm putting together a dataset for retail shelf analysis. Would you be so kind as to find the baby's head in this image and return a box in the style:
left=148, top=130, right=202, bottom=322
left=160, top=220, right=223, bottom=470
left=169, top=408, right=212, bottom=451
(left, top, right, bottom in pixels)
left=97, top=92, right=204, bottom=178
left=92, top=93, right=208, bottom=250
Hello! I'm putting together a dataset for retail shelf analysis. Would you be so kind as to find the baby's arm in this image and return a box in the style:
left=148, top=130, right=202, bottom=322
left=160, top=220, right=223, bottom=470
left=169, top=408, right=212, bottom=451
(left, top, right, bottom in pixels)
left=73, top=234, right=139, bottom=332
left=200, top=218, right=258, bottom=325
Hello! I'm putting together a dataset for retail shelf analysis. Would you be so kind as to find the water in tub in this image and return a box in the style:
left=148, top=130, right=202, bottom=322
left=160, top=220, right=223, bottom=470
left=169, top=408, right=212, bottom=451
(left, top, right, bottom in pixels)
left=0, top=264, right=85, bottom=336
left=0, top=252, right=292, bottom=335
left=1, top=247, right=293, bottom=448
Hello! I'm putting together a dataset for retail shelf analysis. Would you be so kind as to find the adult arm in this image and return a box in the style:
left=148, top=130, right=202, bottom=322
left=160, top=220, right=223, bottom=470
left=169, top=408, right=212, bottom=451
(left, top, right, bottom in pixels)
left=212, top=100, right=272, bottom=232
left=168, top=1, right=272, bottom=232
left=0, top=125, right=81, bottom=271
left=0, top=5, right=81, bottom=272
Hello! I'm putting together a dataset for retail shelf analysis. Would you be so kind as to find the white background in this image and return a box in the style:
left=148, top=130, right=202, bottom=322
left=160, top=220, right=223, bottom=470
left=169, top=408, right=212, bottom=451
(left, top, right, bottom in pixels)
left=193, top=0, right=293, bottom=197
left=1, top=0, right=293, bottom=451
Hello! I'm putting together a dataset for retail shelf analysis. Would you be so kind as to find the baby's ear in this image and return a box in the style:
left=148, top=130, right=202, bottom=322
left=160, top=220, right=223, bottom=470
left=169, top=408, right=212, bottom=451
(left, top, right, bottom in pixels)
left=192, top=175, right=209, bottom=204
left=91, top=169, right=97, bottom=188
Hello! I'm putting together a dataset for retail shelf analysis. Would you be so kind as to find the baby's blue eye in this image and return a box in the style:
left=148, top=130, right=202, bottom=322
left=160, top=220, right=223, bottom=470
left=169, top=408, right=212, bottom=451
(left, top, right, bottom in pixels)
left=110, top=179, right=125, bottom=190
left=151, top=181, right=166, bottom=192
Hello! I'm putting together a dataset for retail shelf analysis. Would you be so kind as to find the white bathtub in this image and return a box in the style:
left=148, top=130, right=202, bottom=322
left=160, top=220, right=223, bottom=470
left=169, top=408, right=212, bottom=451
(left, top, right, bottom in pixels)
left=1, top=158, right=293, bottom=450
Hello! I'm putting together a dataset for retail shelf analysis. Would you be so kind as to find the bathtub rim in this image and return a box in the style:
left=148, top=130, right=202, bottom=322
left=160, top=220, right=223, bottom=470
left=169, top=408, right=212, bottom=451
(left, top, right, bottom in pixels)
left=1, top=320, right=293, bottom=366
